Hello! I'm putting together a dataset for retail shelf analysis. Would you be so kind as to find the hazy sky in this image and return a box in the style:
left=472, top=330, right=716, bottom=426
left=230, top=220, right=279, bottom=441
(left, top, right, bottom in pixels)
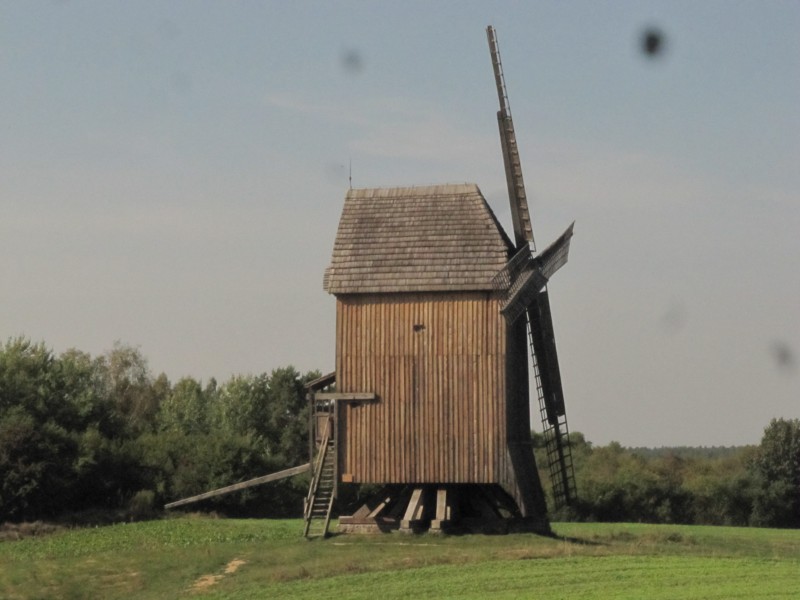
left=2, top=2, right=798, bottom=447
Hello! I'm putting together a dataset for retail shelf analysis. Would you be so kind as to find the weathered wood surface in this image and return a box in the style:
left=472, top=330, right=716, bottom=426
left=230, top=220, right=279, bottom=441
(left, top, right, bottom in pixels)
left=164, top=463, right=310, bottom=510
left=401, top=487, right=425, bottom=528
left=314, top=392, right=377, bottom=402
left=335, top=291, right=511, bottom=485
left=304, top=371, right=335, bottom=391
left=323, top=184, right=513, bottom=295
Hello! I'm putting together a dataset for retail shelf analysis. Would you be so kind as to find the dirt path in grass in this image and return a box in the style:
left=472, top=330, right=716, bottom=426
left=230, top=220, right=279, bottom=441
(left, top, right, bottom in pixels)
left=190, top=558, right=247, bottom=592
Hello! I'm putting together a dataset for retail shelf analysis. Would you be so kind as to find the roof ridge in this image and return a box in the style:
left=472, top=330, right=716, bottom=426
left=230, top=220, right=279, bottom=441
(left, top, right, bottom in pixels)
left=347, top=183, right=479, bottom=199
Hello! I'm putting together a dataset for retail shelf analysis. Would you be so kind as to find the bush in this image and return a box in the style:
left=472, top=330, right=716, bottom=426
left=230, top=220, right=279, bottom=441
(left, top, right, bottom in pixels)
left=128, top=490, right=156, bottom=520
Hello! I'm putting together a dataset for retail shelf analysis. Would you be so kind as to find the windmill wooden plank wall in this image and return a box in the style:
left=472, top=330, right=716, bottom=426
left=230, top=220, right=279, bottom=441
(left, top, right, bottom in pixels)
left=335, top=291, right=508, bottom=484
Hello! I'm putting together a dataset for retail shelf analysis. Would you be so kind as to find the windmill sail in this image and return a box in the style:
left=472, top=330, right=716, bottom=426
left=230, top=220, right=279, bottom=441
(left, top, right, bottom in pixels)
left=487, top=26, right=577, bottom=509
left=487, top=26, right=534, bottom=249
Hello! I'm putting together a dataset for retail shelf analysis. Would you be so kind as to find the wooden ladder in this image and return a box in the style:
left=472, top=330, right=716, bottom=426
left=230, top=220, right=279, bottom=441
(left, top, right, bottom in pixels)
left=527, top=294, right=576, bottom=510
left=303, top=414, right=335, bottom=538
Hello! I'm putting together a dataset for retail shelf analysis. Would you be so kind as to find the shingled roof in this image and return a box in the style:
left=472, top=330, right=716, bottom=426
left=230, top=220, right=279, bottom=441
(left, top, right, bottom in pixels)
left=323, top=184, right=513, bottom=294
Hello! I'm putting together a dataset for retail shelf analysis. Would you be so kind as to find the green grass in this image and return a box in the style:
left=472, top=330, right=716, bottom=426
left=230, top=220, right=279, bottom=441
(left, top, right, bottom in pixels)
left=1, top=518, right=798, bottom=599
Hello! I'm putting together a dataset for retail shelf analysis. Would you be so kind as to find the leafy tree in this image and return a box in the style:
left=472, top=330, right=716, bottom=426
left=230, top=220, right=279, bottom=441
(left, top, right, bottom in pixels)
left=158, top=376, right=209, bottom=435
left=57, top=348, right=106, bottom=431
left=0, top=339, right=80, bottom=518
left=751, top=418, right=800, bottom=528
left=139, top=428, right=304, bottom=517
left=0, top=338, right=60, bottom=420
left=569, top=440, right=693, bottom=524
left=0, top=407, right=77, bottom=518
left=210, top=367, right=314, bottom=466
left=264, top=366, right=312, bottom=466
left=147, top=367, right=316, bottom=515
left=681, top=448, right=758, bottom=526
left=95, top=343, right=162, bottom=436
left=0, top=337, right=320, bottom=520
left=212, top=374, right=267, bottom=441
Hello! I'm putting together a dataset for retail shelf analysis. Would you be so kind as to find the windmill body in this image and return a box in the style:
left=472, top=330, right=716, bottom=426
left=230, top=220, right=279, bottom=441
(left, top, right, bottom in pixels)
left=305, top=27, right=576, bottom=536
left=313, top=184, right=547, bottom=533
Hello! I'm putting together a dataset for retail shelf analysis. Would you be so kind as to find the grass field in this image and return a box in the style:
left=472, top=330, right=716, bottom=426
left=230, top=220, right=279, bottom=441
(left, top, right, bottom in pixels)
left=1, top=517, right=798, bottom=599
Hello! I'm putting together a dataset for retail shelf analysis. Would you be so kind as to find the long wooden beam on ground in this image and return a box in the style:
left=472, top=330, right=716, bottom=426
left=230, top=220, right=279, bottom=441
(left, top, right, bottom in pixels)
left=164, top=463, right=310, bottom=510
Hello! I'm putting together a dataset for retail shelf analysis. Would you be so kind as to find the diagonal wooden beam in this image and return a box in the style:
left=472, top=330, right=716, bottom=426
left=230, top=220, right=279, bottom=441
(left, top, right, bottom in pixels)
left=164, top=463, right=310, bottom=510
left=400, top=487, right=426, bottom=531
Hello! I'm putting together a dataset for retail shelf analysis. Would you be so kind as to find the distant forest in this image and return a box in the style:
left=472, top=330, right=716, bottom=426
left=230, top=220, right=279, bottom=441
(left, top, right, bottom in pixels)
left=627, top=446, right=748, bottom=460
left=1, top=337, right=798, bottom=528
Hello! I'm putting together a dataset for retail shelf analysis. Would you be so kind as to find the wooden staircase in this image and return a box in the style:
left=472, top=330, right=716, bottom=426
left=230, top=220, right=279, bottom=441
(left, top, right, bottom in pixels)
left=303, top=414, right=335, bottom=538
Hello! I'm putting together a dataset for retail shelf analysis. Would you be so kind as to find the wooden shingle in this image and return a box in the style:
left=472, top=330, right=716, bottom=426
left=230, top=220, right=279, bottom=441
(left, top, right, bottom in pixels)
left=324, top=184, right=513, bottom=294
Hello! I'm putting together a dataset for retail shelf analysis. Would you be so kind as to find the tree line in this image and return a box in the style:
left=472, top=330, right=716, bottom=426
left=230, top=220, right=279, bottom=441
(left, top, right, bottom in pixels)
left=1, top=337, right=798, bottom=527
left=536, top=421, right=799, bottom=528
left=0, top=337, right=317, bottom=522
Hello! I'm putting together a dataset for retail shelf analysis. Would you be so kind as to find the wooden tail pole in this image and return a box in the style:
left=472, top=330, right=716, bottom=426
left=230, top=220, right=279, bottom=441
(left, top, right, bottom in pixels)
left=164, top=463, right=310, bottom=510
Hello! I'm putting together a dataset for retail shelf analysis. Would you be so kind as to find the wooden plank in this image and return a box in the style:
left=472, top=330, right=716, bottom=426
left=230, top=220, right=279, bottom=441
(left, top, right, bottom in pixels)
left=382, top=353, right=389, bottom=483
left=164, top=463, right=310, bottom=509
left=480, top=314, right=487, bottom=482
left=436, top=487, right=449, bottom=521
left=333, top=401, right=340, bottom=497
left=314, top=392, right=377, bottom=402
left=367, top=493, right=394, bottom=519
left=304, top=371, right=335, bottom=391
left=401, top=487, right=425, bottom=525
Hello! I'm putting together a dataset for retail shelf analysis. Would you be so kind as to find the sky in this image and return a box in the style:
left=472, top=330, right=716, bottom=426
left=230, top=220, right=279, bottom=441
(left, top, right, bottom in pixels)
left=2, top=1, right=798, bottom=448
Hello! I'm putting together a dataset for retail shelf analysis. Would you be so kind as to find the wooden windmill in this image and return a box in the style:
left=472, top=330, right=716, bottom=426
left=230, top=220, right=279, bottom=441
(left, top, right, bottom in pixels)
left=304, top=26, right=577, bottom=536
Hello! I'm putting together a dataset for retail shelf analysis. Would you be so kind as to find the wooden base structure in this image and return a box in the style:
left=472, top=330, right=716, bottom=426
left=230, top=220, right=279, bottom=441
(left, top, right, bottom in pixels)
left=338, top=484, right=550, bottom=535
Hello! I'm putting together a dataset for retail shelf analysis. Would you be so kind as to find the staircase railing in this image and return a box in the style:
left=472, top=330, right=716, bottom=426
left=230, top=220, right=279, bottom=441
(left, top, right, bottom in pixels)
left=303, top=413, right=334, bottom=537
